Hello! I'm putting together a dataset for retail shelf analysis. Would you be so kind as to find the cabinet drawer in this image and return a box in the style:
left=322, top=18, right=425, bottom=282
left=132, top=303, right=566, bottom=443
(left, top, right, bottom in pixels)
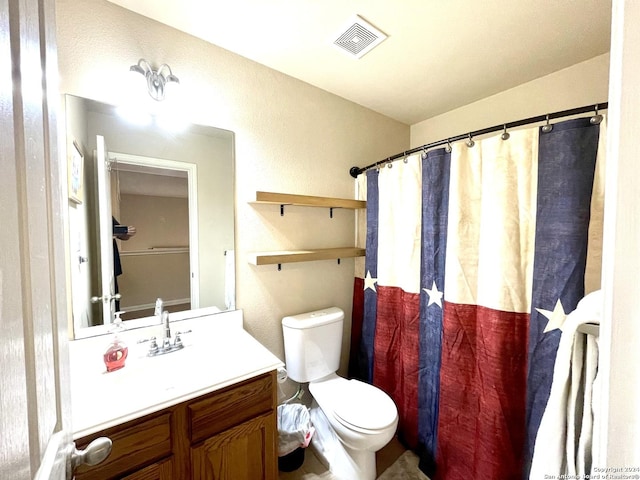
left=75, top=413, right=172, bottom=480
left=121, top=457, right=173, bottom=480
left=188, top=372, right=275, bottom=444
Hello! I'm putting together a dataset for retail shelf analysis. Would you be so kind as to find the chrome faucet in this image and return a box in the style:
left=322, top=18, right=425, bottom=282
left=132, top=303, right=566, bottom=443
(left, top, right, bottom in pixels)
left=162, top=310, right=171, bottom=347
left=138, top=304, right=191, bottom=357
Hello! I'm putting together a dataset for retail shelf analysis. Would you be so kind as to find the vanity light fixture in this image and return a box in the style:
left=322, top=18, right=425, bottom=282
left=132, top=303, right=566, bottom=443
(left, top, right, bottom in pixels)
left=129, top=58, right=180, bottom=101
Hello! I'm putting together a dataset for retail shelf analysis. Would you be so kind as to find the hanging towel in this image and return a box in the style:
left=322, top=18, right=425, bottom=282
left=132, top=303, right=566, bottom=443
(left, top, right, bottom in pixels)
left=224, top=249, right=235, bottom=310
left=529, top=289, right=602, bottom=479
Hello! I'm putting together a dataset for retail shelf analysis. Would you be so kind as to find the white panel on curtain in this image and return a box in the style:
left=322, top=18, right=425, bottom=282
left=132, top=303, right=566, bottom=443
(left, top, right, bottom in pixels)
left=445, top=128, right=539, bottom=313
left=377, top=154, right=423, bottom=294
left=585, top=119, right=607, bottom=294
left=355, top=173, right=368, bottom=280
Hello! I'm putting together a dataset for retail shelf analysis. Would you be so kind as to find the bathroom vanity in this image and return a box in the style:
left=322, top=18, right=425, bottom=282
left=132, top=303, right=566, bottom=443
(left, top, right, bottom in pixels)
left=69, top=310, right=283, bottom=479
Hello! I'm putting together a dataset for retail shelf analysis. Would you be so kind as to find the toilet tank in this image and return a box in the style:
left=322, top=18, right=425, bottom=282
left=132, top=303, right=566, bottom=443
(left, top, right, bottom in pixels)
left=282, top=307, right=344, bottom=383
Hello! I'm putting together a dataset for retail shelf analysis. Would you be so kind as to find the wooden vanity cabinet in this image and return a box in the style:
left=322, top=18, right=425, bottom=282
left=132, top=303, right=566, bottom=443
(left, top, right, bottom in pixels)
left=191, top=411, right=276, bottom=479
left=74, top=371, right=277, bottom=480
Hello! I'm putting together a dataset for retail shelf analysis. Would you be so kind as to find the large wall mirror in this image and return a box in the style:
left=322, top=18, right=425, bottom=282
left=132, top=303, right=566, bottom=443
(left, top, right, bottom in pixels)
left=65, top=94, right=235, bottom=339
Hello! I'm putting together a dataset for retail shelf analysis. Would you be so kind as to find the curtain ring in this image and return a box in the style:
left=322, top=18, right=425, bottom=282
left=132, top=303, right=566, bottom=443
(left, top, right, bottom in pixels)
left=590, top=104, right=603, bottom=125
left=542, top=114, right=553, bottom=133
left=501, top=124, right=510, bottom=140
left=403, top=151, right=409, bottom=163
left=466, top=133, right=475, bottom=148
left=445, top=139, right=452, bottom=153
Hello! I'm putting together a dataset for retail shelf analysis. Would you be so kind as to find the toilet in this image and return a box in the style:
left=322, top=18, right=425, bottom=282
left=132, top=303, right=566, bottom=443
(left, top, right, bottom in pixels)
left=282, top=307, right=398, bottom=480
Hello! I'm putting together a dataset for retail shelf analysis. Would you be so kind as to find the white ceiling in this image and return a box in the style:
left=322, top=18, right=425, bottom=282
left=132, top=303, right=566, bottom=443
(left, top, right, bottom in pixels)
left=107, top=0, right=612, bottom=125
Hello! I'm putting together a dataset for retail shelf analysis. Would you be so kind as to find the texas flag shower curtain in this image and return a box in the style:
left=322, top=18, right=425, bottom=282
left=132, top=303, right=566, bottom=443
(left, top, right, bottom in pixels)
left=350, top=116, right=606, bottom=480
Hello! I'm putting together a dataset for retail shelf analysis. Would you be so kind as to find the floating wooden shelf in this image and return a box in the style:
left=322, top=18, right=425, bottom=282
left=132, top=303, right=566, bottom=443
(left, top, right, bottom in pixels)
left=249, top=247, right=365, bottom=267
left=253, top=191, right=365, bottom=210
left=250, top=191, right=366, bottom=269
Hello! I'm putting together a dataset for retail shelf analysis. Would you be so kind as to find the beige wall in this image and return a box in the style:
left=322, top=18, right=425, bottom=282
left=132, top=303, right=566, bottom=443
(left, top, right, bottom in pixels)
left=411, top=53, right=610, bottom=147
left=117, top=194, right=191, bottom=311
left=65, top=95, right=94, bottom=330
left=119, top=194, right=190, bottom=252
left=55, top=0, right=409, bottom=366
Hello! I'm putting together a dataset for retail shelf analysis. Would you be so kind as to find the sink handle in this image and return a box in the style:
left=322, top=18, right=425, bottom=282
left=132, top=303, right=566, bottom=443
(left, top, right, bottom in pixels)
left=137, top=335, right=157, bottom=345
left=138, top=336, right=159, bottom=355
left=173, top=329, right=194, bottom=348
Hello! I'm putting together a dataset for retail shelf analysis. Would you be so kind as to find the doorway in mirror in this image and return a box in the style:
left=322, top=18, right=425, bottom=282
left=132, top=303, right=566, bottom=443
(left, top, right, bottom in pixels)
left=111, top=158, right=193, bottom=320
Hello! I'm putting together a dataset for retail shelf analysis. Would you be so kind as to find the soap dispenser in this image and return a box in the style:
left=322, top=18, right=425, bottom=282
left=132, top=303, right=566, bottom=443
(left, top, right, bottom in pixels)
left=103, top=311, right=129, bottom=372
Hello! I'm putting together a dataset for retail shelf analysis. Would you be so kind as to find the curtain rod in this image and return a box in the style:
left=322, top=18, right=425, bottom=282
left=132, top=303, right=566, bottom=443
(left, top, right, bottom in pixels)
left=349, top=102, right=608, bottom=178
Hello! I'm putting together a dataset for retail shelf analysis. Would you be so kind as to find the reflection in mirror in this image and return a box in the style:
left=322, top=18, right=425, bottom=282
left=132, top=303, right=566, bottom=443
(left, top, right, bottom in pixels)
left=103, top=153, right=198, bottom=325
left=65, top=95, right=235, bottom=339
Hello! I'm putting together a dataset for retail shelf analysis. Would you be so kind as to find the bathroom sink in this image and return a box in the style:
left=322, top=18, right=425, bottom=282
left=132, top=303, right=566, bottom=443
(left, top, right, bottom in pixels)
left=70, top=311, right=284, bottom=438
left=109, top=335, right=225, bottom=394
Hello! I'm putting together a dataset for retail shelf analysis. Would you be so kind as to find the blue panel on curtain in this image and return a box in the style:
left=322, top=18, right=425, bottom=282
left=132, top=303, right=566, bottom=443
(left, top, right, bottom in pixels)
left=417, top=148, right=451, bottom=476
left=524, top=118, right=600, bottom=478
left=358, top=168, right=380, bottom=383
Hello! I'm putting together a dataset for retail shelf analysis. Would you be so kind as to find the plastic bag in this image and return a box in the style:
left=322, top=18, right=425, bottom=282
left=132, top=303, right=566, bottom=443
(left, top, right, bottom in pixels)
left=277, top=403, right=314, bottom=457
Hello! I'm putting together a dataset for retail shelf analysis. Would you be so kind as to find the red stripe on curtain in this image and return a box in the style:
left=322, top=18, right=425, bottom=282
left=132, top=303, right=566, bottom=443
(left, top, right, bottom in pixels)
left=435, top=302, right=529, bottom=480
left=373, top=286, right=421, bottom=448
left=349, top=277, right=365, bottom=378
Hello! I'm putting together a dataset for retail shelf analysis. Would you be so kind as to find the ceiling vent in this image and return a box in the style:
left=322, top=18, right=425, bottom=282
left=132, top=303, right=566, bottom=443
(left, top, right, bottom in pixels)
left=332, top=15, right=387, bottom=59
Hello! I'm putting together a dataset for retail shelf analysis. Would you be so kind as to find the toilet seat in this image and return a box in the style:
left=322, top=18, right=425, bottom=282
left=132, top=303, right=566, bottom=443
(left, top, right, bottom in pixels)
left=310, top=376, right=397, bottom=432
left=333, top=380, right=397, bottom=431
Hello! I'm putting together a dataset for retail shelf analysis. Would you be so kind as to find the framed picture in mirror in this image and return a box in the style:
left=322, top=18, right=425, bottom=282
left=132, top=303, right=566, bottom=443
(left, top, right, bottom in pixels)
left=68, top=140, right=84, bottom=204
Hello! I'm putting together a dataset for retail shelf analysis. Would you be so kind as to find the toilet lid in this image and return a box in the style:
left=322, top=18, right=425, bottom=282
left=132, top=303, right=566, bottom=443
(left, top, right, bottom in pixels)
left=333, top=380, right=397, bottom=431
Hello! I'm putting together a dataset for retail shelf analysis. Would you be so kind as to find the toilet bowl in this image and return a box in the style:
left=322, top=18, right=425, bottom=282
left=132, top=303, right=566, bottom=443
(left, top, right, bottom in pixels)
left=308, top=374, right=398, bottom=480
left=281, top=307, right=399, bottom=480
left=310, top=373, right=397, bottom=451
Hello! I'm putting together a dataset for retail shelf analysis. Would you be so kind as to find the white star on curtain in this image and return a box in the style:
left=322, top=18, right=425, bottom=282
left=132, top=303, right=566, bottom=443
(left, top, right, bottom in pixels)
left=363, top=270, right=378, bottom=292
left=423, top=280, right=443, bottom=308
left=536, top=298, right=568, bottom=333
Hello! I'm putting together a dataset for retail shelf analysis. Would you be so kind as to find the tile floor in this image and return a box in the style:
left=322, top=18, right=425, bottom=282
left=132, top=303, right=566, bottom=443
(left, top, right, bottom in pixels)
left=278, top=436, right=407, bottom=480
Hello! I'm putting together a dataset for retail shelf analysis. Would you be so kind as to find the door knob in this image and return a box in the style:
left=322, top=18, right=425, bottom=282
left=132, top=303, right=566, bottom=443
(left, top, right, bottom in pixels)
left=68, top=436, right=112, bottom=478
left=90, top=293, right=122, bottom=303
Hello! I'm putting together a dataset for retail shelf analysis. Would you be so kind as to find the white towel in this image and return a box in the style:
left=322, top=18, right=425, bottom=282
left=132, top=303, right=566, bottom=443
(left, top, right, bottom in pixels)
left=529, top=289, right=602, bottom=479
left=224, top=249, right=235, bottom=310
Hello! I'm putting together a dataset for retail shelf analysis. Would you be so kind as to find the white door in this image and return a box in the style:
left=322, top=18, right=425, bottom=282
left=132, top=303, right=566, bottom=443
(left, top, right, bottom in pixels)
left=69, top=204, right=93, bottom=329
left=95, top=135, right=117, bottom=325
left=0, top=0, right=110, bottom=478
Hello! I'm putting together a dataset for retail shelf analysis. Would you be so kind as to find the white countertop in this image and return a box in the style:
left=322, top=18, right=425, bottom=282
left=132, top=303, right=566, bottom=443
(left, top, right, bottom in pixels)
left=69, top=309, right=283, bottom=439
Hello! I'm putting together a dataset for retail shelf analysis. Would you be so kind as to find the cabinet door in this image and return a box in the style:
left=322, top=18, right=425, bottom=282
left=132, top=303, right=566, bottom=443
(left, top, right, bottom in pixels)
left=121, top=458, right=173, bottom=480
left=192, top=411, right=277, bottom=480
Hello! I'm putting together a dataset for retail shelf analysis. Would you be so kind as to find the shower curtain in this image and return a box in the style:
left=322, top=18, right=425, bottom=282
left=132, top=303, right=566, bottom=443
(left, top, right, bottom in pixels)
left=350, top=116, right=606, bottom=480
